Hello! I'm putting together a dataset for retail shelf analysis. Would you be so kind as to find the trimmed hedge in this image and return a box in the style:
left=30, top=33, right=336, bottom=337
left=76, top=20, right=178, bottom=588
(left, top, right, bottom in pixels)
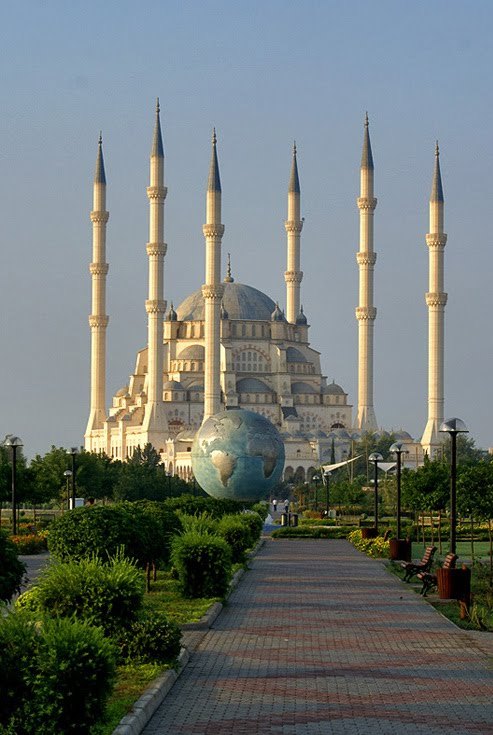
left=271, top=525, right=351, bottom=539
left=0, top=611, right=116, bottom=735
left=171, top=530, right=232, bottom=598
left=16, top=555, right=145, bottom=636
left=0, top=528, right=26, bottom=602
left=217, top=515, right=253, bottom=563
left=117, top=611, right=181, bottom=664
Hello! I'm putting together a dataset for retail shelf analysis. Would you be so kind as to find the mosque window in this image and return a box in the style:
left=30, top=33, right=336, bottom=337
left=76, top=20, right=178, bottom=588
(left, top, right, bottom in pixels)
left=232, top=324, right=237, bottom=336
left=252, top=325, right=256, bottom=337
left=241, top=324, right=246, bottom=336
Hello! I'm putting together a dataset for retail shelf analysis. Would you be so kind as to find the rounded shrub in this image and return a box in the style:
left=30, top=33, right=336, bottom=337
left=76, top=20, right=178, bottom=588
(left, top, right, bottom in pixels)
left=118, top=611, right=182, bottom=664
left=0, top=611, right=116, bottom=735
left=171, top=531, right=232, bottom=598
left=217, top=515, right=253, bottom=563
left=27, top=555, right=145, bottom=635
left=238, top=511, right=263, bottom=545
left=0, top=528, right=26, bottom=602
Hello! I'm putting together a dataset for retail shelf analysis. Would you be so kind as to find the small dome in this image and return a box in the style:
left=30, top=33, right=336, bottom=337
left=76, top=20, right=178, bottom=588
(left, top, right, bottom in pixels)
left=296, top=306, right=307, bottom=325
left=178, top=345, right=205, bottom=360
left=291, top=382, right=318, bottom=394
left=322, top=381, right=345, bottom=395
left=236, top=378, right=274, bottom=393
left=163, top=380, right=185, bottom=390
left=286, top=347, right=307, bottom=363
left=167, top=303, right=177, bottom=321
left=393, top=430, right=413, bottom=441
left=115, top=386, right=129, bottom=397
left=187, top=382, right=204, bottom=392
left=176, top=430, right=196, bottom=442
left=271, top=302, right=285, bottom=322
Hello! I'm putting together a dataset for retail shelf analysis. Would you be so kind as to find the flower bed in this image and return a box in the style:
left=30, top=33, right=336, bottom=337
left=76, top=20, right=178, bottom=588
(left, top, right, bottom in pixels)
left=347, top=529, right=390, bottom=558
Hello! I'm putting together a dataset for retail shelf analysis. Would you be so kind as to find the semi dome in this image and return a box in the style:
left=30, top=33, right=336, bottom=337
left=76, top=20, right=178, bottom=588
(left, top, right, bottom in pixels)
left=286, top=347, right=307, bottom=362
left=176, top=282, right=276, bottom=322
left=163, top=380, right=185, bottom=390
left=178, top=345, right=205, bottom=359
left=291, top=382, right=318, bottom=394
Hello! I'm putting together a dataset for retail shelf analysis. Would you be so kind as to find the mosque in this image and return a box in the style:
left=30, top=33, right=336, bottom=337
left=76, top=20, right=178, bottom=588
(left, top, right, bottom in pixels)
left=84, top=103, right=447, bottom=481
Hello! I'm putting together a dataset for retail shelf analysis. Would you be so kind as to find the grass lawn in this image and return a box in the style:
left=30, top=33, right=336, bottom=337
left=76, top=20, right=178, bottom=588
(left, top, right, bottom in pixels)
left=411, top=541, right=492, bottom=561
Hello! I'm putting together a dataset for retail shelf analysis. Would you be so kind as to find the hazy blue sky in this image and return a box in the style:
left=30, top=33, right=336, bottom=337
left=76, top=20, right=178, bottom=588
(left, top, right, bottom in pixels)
left=1, top=1, right=492, bottom=457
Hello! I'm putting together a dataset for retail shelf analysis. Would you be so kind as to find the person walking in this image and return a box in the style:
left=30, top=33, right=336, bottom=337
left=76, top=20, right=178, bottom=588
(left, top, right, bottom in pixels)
left=272, top=499, right=277, bottom=513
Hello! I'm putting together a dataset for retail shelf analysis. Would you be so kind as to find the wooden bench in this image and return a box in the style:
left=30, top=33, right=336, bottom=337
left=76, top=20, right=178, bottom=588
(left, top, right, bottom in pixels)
left=400, top=545, right=436, bottom=583
left=417, top=553, right=458, bottom=596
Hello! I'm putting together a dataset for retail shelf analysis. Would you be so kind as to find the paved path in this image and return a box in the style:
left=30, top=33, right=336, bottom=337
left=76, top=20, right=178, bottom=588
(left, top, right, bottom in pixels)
left=144, top=539, right=493, bottom=734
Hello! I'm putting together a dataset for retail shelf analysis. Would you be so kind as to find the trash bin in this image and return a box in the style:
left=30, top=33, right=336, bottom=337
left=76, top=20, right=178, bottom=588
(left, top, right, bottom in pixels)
left=291, top=513, right=298, bottom=527
left=281, top=512, right=288, bottom=526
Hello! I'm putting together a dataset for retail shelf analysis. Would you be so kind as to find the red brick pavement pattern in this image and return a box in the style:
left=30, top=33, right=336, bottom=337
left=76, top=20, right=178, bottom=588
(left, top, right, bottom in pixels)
left=143, top=540, right=493, bottom=734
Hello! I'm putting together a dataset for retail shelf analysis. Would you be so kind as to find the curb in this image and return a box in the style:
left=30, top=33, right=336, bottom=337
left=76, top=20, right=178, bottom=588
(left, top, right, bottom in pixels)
left=111, top=535, right=265, bottom=734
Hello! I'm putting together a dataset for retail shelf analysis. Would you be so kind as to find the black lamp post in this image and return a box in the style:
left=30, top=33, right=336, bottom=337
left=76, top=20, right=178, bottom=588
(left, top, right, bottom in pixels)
left=312, top=474, right=320, bottom=510
left=389, top=442, right=408, bottom=540
left=323, top=470, right=331, bottom=518
left=67, top=447, right=78, bottom=509
left=63, top=470, right=73, bottom=511
left=166, top=472, right=172, bottom=496
left=439, top=418, right=468, bottom=554
left=5, top=436, right=23, bottom=535
left=368, top=452, right=383, bottom=532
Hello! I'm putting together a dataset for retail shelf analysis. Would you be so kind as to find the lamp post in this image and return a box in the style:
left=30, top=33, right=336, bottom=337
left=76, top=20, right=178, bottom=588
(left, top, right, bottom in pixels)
left=67, top=447, right=78, bottom=509
left=63, top=470, right=73, bottom=511
left=368, top=452, right=383, bottom=532
left=323, top=470, right=331, bottom=518
left=440, top=418, right=468, bottom=554
left=312, top=474, right=320, bottom=511
left=389, top=442, right=408, bottom=540
left=5, top=436, right=23, bottom=535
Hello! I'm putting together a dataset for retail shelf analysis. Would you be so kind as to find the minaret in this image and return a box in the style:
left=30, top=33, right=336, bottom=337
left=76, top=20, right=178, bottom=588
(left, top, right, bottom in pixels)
left=421, top=143, right=447, bottom=455
left=142, top=99, right=168, bottom=440
left=284, top=142, right=304, bottom=324
left=85, top=134, right=109, bottom=442
left=202, top=129, right=225, bottom=420
left=356, top=113, right=378, bottom=431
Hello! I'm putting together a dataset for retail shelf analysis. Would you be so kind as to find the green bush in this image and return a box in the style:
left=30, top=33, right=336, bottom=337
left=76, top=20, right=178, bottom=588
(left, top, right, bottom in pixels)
left=171, top=531, right=232, bottom=598
left=271, top=525, right=351, bottom=539
left=217, top=514, right=253, bottom=563
left=0, top=611, right=37, bottom=727
left=238, top=511, right=263, bottom=544
left=0, top=612, right=116, bottom=735
left=47, top=503, right=179, bottom=570
left=17, top=555, right=145, bottom=635
left=251, top=501, right=269, bottom=520
left=177, top=511, right=218, bottom=535
left=0, top=528, right=26, bottom=602
left=118, top=611, right=182, bottom=664
left=164, top=495, right=249, bottom=519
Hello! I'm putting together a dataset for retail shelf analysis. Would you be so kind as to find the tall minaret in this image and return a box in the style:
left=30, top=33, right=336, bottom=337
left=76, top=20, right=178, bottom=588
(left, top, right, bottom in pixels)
left=356, top=114, right=378, bottom=431
left=85, top=134, right=109, bottom=442
left=421, top=143, right=447, bottom=455
left=202, top=129, right=225, bottom=421
left=284, top=142, right=304, bottom=323
left=142, top=100, right=168, bottom=440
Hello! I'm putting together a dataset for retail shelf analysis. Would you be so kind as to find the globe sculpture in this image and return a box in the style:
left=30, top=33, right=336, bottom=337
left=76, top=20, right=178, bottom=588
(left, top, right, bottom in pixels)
left=191, top=408, right=285, bottom=502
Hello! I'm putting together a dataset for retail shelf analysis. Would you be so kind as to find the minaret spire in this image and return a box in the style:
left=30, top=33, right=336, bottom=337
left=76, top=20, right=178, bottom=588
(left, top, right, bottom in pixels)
left=356, top=114, right=378, bottom=431
left=143, top=100, right=168, bottom=443
left=284, top=141, right=303, bottom=323
left=202, top=129, right=225, bottom=420
left=421, top=142, right=448, bottom=456
left=85, top=134, right=110, bottom=447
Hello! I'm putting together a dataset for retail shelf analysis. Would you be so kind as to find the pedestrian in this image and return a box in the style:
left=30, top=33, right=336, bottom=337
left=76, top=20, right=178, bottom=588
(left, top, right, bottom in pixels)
left=272, top=499, right=277, bottom=512
left=284, top=499, right=289, bottom=513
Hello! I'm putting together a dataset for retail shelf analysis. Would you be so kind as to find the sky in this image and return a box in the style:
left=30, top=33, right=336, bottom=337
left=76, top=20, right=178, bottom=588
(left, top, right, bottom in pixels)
left=1, top=0, right=492, bottom=458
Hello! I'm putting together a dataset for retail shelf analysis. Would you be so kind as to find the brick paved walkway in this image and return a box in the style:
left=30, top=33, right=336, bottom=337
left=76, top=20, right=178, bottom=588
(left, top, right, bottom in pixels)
left=144, top=539, right=493, bottom=734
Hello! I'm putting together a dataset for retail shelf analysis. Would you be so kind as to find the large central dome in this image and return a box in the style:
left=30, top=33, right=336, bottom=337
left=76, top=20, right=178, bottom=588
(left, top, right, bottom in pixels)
left=176, top=282, right=276, bottom=322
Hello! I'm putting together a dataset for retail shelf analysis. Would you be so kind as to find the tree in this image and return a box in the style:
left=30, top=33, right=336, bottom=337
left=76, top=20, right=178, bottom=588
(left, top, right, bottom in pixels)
left=350, top=431, right=397, bottom=482
left=29, top=447, right=71, bottom=506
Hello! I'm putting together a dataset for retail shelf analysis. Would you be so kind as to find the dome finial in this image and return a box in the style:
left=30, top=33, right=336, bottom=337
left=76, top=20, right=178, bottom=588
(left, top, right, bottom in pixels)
left=224, top=252, right=234, bottom=282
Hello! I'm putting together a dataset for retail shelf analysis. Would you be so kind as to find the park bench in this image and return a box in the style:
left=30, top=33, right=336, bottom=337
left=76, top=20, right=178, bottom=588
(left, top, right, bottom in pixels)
left=417, top=553, right=458, bottom=596
left=401, top=545, right=436, bottom=583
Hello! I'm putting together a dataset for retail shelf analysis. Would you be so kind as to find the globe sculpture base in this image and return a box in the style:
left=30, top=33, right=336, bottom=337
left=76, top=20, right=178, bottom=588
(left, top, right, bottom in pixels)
left=191, top=408, right=285, bottom=502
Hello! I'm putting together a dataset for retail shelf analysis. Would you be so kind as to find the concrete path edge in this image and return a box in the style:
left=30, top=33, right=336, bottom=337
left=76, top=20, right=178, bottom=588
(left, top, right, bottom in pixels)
left=111, top=537, right=265, bottom=735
